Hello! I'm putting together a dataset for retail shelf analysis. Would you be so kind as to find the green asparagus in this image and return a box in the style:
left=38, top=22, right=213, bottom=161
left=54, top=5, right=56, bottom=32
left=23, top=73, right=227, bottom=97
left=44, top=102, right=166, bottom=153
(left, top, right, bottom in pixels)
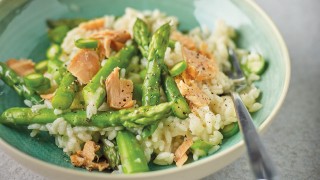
left=138, top=23, right=189, bottom=119
left=116, top=131, right=149, bottom=173
left=74, top=38, right=98, bottom=49
left=133, top=84, right=142, bottom=105
left=141, top=23, right=186, bottom=136
left=147, top=23, right=171, bottom=62
left=36, top=78, right=51, bottom=94
left=82, top=45, right=137, bottom=117
left=169, top=60, right=187, bottom=77
left=46, top=44, right=62, bottom=59
left=162, top=72, right=190, bottom=119
left=52, top=72, right=77, bottom=110
left=139, top=69, right=147, bottom=79
left=35, top=60, right=48, bottom=74
left=0, top=102, right=172, bottom=127
left=46, top=18, right=87, bottom=29
left=150, top=26, right=190, bottom=119
left=102, top=139, right=120, bottom=169
left=0, top=62, right=42, bottom=105
left=142, top=23, right=170, bottom=106
left=190, top=139, right=214, bottom=158
left=142, top=60, right=161, bottom=106
left=48, top=25, right=69, bottom=44
left=24, top=73, right=46, bottom=88
left=244, top=53, right=266, bottom=75
left=47, top=59, right=64, bottom=85
left=141, top=121, right=159, bottom=138
left=168, top=40, right=176, bottom=49
left=70, top=90, right=85, bottom=110
left=133, top=18, right=150, bottom=58
left=221, top=122, right=239, bottom=138
left=24, top=73, right=51, bottom=94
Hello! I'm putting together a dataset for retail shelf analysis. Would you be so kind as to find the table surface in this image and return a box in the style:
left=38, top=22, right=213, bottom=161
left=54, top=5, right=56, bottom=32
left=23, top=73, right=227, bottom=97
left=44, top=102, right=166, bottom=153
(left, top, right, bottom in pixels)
left=1, top=0, right=319, bottom=179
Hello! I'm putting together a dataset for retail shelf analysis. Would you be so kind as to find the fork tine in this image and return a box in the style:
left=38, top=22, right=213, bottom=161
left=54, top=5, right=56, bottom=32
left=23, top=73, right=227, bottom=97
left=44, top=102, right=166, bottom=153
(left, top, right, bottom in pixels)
left=228, top=48, right=245, bottom=80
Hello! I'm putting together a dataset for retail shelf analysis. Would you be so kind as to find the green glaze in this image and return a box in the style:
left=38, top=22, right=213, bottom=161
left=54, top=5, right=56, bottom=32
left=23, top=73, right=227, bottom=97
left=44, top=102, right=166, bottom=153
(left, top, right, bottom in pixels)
left=0, top=0, right=289, bottom=174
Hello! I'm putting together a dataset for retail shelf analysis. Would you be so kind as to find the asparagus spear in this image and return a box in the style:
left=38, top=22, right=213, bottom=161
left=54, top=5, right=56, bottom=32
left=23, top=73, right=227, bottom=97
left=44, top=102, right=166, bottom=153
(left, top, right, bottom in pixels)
left=36, top=78, right=51, bottom=94
left=74, top=38, right=99, bottom=49
left=146, top=24, right=190, bottom=118
left=168, top=40, right=176, bottom=49
left=35, top=60, right=48, bottom=74
left=169, top=60, right=187, bottom=77
left=133, top=84, right=142, bottom=105
left=48, top=25, right=69, bottom=44
left=152, top=30, right=190, bottom=118
left=82, top=45, right=137, bottom=118
left=133, top=18, right=162, bottom=105
left=142, top=23, right=170, bottom=106
left=133, top=18, right=150, bottom=58
left=147, top=23, right=171, bottom=62
left=162, top=71, right=190, bottom=119
left=46, top=44, right=62, bottom=59
left=140, top=23, right=187, bottom=136
left=0, top=62, right=42, bottom=105
left=52, top=72, right=77, bottom=110
left=139, top=69, right=147, bottom=79
left=140, top=23, right=170, bottom=137
left=24, top=73, right=46, bottom=88
left=46, top=18, right=87, bottom=29
left=0, top=102, right=172, bottom=128
left=141, top=122, right=159, bottom=139
left=47, top=58, right=65, bottom=85
left=24, top=73, right=51, bottom=94
left=116, top=131, right=149, bottom=173
left=142, top=60, right=161, bottom=106
left=135, top=21, right=190, bottom=136
left=102, top=139, right=120, bottom=169
left=220, top=122, right=239, bottom=138
left=190, top=139, right=214, bottom=158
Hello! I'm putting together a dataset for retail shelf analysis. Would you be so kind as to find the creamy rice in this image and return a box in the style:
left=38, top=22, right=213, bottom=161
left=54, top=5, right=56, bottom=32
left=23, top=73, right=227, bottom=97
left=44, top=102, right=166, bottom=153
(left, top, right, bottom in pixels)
left=28, top=8, right=263, bottom=167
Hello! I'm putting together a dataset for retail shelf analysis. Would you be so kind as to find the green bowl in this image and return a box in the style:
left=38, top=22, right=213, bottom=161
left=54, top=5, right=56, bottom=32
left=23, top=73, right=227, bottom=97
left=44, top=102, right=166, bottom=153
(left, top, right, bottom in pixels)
left=0, top=0, right=290, bottom=179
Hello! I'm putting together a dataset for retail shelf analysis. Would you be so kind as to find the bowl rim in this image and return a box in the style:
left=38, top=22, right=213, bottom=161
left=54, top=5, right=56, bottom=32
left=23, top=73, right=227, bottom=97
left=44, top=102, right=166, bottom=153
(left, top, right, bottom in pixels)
left=0, top=0, right=290, bottom=178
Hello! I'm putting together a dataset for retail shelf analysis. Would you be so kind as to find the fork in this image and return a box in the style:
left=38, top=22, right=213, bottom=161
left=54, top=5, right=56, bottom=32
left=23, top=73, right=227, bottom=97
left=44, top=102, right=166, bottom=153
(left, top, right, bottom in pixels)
left=228, top=48, right=278, bottom=179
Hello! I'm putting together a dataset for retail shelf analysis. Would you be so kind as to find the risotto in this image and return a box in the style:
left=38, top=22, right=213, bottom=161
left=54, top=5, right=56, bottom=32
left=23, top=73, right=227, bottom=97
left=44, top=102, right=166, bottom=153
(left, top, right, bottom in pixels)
left=0, top=8, right=265, bottom=173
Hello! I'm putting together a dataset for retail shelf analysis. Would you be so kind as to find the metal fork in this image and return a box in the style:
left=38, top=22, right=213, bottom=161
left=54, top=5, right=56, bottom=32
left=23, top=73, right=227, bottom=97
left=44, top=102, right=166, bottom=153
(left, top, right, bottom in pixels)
left=228, top=48, right=278, bottom=180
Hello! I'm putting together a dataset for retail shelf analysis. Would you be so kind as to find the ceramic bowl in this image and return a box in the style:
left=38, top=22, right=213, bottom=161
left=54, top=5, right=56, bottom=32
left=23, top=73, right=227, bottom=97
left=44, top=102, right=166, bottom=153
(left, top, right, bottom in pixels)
left=0, top=0, right=290, bottom=179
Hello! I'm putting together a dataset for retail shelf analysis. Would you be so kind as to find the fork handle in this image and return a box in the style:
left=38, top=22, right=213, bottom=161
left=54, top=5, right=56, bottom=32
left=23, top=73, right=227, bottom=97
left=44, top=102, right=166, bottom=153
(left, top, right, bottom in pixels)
left=231, top=92, right=278, bottom=180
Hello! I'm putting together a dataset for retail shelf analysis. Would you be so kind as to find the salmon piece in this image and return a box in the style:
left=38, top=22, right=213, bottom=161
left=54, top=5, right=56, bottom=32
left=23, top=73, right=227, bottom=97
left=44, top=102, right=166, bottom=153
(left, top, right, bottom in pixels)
left=40, top=93, right=55, bottom=100
left=70, top=141, right=109, bottom=171
left=68, top=49, right=100, bottom=84
left=79, top=18, right=105, bottom=31
left=182, top=47, right=218, bottom=81
left=91, top=30, right=131, bottom=58
left=6, top=59, right=35, bottom=76
left=81, top=141, right=99, bottom=162
left=178, top=71, right=192, bottom=86
left=105, top=67, right=135, bottom=109
left=176, top=154, right=188, bottom=167
left=174, top=137, right=193, bottom=161
left=170, top=31, right=197, bottom=50
left=70, top=154, right=85, bottom=167
left=101, top=38, right=112, bottom=58
left=199, top=42, right=213, bottom=59
left=176, top=79, right=210, bottom=108
left=174, top=137, right=193, bottom=167
left=94, top=40, right=107, bottom=59
left=91, top=30, right=131, bottom=44
left=110, top=41, right=125, bottom=51
left=86, top=161, right=109, bottom=172
left=104, top=30, right=131, bottom=43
